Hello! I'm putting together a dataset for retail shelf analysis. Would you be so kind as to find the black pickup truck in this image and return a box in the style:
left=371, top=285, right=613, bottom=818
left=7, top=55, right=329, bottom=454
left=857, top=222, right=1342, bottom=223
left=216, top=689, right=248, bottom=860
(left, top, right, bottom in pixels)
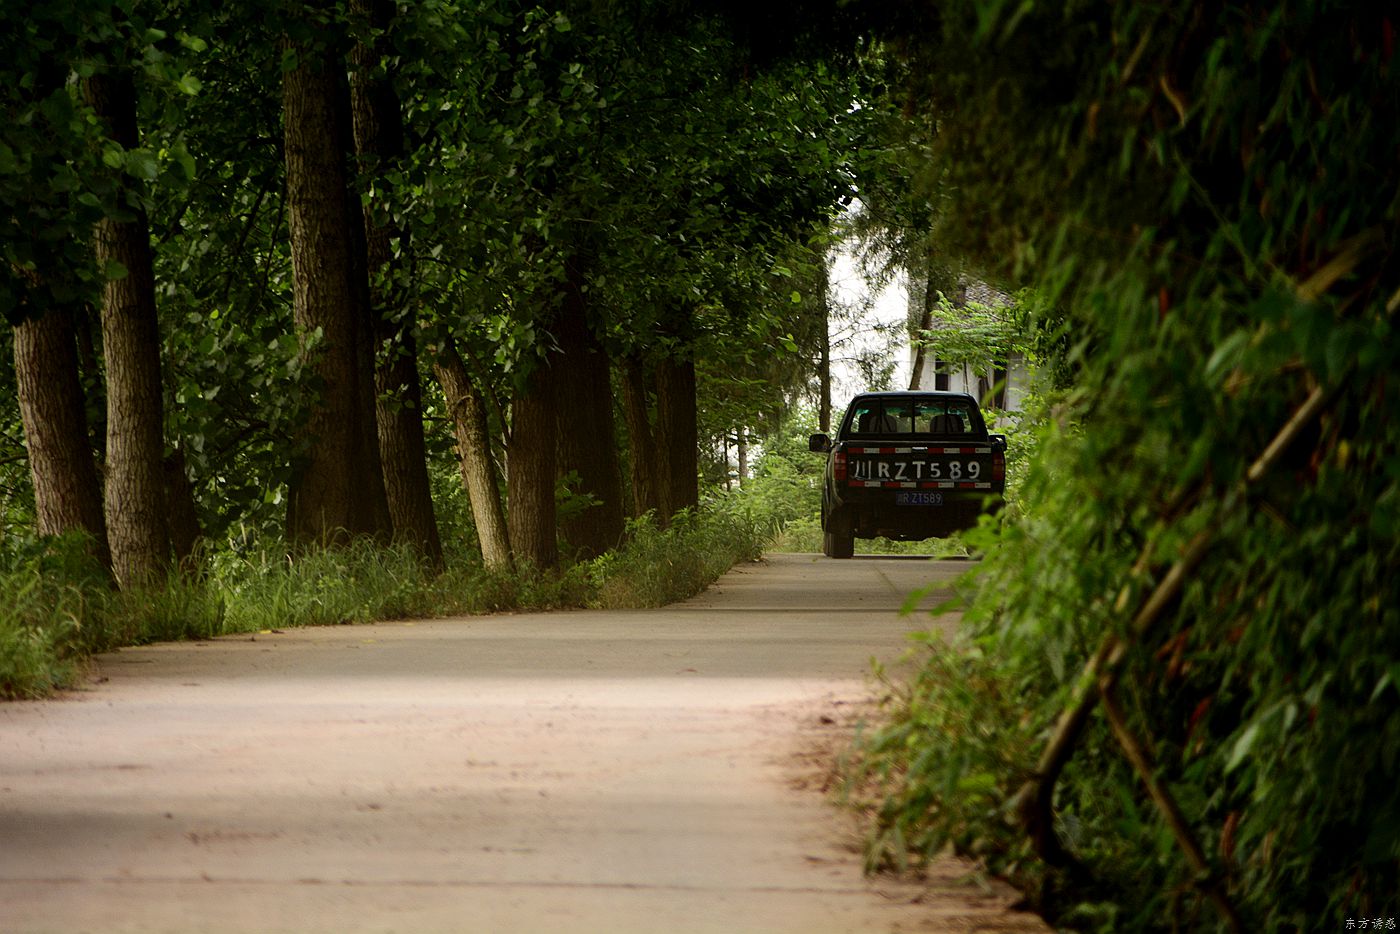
left=808, top=391, right=1007, bottom=558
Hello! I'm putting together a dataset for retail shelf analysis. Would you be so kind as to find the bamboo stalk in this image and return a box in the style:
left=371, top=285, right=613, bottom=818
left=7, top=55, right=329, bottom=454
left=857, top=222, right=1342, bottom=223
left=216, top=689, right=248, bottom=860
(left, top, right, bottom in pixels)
left=1007, top=226, right=1375, bottom=867
left=1101, top=686, right=1244, bottom=933
left=1010, top=384, right=1329, bottom=861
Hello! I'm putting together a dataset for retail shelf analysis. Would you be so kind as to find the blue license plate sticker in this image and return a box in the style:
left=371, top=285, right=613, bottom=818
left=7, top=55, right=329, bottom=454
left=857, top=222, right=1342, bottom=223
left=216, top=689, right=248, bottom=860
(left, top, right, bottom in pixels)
left=895, top=491, right=944, bottom=506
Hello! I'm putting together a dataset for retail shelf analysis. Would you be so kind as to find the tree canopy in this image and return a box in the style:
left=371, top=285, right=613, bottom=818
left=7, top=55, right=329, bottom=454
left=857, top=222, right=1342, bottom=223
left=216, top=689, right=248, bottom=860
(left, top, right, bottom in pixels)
left=1, top=0, right=869, bottom=568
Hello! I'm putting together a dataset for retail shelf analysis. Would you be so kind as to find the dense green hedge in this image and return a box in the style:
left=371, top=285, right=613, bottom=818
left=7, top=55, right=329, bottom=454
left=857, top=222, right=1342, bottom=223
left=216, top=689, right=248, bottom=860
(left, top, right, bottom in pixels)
left=850, top=3, right=1399, bottom=931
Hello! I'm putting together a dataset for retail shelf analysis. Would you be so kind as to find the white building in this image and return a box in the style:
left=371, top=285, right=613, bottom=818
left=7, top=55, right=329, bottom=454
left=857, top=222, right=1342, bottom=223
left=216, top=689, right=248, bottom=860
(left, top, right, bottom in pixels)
left=904, top=278, right=1033, bottom=414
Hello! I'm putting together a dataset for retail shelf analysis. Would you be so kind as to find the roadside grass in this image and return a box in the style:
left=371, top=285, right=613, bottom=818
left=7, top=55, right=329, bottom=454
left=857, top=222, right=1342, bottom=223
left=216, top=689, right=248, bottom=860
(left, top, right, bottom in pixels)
left=589, top=504, right=766, bottom=608
left=0, top=534, right=108, bottom=697
left=0, top=500, right=770, bottom=700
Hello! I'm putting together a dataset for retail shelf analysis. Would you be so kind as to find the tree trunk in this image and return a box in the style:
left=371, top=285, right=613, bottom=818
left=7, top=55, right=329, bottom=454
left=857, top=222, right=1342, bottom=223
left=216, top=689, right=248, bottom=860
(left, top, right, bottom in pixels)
left=350, top=0, right=443, bottom=569
left=374, top=329, right=443, bottom=564
left=508, top=360, right=558, bottom=569
left=619, top=354, right=663, bottom=520
left=907, top=257, right=938, bottom=391
left=818, top=311, right=832, bottom=433
left=282, top=28, right=392, bottom=546
left=433, top=341, right=512, bottom=571
left=736, top=428, right=748, bottom=488
left=656, top=355, right=698, bottom=519
left=816, top=253, right=832, bottom=432
left=163, top=448, right=202, bottom=570
left=721, top=433, right=731, bottom=491
left=13, top=308, right=111, bottom=569
left=73, top=304, right=105, bottom=460
left=84, top=70, right=170, bottom=587
left=552, top=266, right=625, bottom=558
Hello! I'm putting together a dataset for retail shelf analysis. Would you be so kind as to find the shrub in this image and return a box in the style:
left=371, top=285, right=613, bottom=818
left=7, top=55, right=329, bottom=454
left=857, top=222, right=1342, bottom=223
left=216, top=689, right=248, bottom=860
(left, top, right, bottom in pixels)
left=589, top=502, right=766, bottom=608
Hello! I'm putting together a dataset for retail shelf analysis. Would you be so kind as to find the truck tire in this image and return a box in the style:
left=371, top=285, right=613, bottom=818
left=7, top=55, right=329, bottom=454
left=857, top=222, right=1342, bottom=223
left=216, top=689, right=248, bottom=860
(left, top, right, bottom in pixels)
left=824, top=528, right=854, bottom=559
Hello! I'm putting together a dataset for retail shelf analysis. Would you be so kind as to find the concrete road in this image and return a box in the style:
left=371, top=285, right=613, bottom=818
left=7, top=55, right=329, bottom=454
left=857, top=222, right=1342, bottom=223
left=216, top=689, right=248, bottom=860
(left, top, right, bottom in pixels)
left=0, top=553, right=1043, bottom=933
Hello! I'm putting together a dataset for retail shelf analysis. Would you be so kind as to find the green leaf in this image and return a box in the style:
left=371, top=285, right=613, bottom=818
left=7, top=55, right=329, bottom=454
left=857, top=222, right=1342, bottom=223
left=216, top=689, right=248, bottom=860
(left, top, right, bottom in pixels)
left=102, top=259, right=129, bottom=281
left=1204, top=331, right=1248, bottom=384
left=956, top=772, right=998, bottom=793
left=1225, top=721, right=1260, bottom=773
left=124, top=149, right=160, bottom=181
left=1372, top=664, right=1400, bottom=703
left=49, top=164, right=79, bottom=192
left=1324, top=325, right=1361, bottom=382
left=176, top=148, right=196, bottom=181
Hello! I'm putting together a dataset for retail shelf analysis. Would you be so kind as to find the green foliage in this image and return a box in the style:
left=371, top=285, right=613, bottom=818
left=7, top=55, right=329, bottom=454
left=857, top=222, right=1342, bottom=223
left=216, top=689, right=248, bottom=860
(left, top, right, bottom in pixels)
left=0, top=534, right=102, bottom=697
left=912, top=294, right=1025, bottom=380
left=97, top=573, right=225, bottom=648
left=840, top=1, right=1400, bottom=929
left=736, top=408, right=829, bottom=525
left=4, top=0, right=865, bottom=561
left=847, top=1, right=1400, bottom=930
left=209, top=542, right=438, bottom=631
left=0, top=0, right=870, bottom=699
left=847, top=635, right=1038, bottom=875
left=588, top=502, right=765, bottom=608
left=0, top=6, right=112, bottom=323
left=694, top=238, right=838, bottom=453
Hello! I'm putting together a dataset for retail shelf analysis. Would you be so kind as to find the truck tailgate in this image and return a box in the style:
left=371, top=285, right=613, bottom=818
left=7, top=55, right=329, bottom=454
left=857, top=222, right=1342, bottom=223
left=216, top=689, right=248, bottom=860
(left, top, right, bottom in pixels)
left=844, top=444, right=1000, bottom=490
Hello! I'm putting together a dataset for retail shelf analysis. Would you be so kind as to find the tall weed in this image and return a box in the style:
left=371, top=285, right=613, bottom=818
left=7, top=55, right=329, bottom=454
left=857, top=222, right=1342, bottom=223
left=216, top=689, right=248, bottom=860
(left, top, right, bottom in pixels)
left=209, top=541, right=439, bottom=632
left=589, top=504, right=765, bottom=608
left=0, top=534, right=107, bottom=697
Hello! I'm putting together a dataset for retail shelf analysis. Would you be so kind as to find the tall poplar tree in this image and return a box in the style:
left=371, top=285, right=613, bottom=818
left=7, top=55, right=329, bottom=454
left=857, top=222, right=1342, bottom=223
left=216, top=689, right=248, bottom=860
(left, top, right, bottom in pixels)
left=507, top=360, right=558, bottom=570
left=553, top=258, right=625, bottom=558
left=432, top=339, right=512, bottom=570
left=281, top=12, right=392, bottom=546
left=12, top=308, right=110, bottom=567
left=84, top=66, right=170, bottom=586
left=4, top=17, right=111, bottom=567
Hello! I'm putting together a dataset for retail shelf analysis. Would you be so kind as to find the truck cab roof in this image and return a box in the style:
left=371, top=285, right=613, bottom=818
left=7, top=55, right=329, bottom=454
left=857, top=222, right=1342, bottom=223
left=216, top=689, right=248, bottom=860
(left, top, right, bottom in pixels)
left=839, top=391, right=989, bottom=440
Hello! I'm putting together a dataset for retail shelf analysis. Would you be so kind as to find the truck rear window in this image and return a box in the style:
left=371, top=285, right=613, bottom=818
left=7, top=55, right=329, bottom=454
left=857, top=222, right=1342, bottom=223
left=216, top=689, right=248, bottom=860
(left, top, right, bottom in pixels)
left=847, top=398, right=977, bottom=437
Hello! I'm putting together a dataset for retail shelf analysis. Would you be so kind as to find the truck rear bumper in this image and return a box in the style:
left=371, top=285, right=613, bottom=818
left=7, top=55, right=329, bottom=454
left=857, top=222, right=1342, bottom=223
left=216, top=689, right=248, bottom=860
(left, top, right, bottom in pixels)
left=829, top=488, right=1001, bottom=540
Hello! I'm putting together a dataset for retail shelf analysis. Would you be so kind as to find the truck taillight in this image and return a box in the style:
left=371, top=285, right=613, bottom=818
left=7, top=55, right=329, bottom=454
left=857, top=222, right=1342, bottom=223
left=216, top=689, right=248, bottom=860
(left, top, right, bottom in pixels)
left=992, top=452, right=1005, bottom=482
left=834, top=448, right=847, bottom=481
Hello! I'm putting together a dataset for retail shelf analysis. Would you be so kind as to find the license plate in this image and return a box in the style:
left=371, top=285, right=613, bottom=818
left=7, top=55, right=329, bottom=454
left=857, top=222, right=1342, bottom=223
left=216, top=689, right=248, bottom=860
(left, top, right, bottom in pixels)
left=852, top=459, right=989, bottom=483
left=895, top=491, right=944, bottom=506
